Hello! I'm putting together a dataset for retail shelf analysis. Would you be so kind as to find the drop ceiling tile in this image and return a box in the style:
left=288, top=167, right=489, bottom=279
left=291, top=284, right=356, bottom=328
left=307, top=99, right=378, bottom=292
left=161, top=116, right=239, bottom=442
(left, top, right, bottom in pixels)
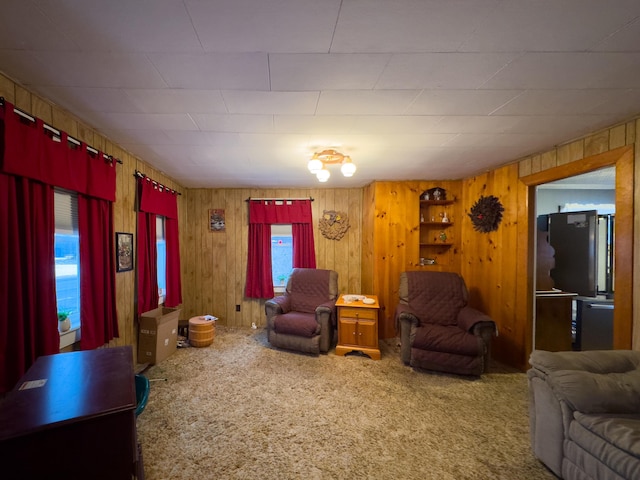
left=376, top=53, right=518, bottom=89
left=458, top=0, right=640, bottom=52
left=316, top=90, right=421, bottom=115
left=482, top=53, right=638, bottom=90
left=222, top=91, right=319, bottom=115
left=445, top=132, right=559, bottom=149
left=273, top=115, right=357, bottom=134
left=269, top=54, right=391, bottom=91
left=125, top=89, right=227, bottom=114
left=28, top=51, right=167, bottom=88
left=492, top=89, right=630, bottom=116
left=331, top=0, right=500, bottom=53
left=350, top=116, right=445, bottom=134
left=192, top=114, right=274, bottom=133
left=35, top=0, right=202, bottom=53
left=99, top=113, right=198, bottom=131
left=407, top=90, right=523, bottom=115
left=0, top=0, right=79, bottom=50
left=593, top=17, right=640, bottom=52
left=34, top=86, right=143, bottom=114
left=186, top=0, right=341, bottom=53
left=147, top=53, right=269, bottom=90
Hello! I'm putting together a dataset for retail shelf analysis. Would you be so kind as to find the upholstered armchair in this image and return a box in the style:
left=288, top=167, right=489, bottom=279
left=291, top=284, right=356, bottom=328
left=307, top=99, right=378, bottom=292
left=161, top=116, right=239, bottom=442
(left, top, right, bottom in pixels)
left=395, top=271, right=497, bottom=376
left=265, top=268, right=339, bottom=354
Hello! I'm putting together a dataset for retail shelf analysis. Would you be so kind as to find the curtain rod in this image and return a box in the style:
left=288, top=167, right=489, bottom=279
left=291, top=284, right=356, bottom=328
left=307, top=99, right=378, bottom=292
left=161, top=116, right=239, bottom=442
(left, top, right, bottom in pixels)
left=134, top=170, right=181, bottom=195
left=246, top=197, right=314, bottom=202
left=0, top=97, right=122, bottom=164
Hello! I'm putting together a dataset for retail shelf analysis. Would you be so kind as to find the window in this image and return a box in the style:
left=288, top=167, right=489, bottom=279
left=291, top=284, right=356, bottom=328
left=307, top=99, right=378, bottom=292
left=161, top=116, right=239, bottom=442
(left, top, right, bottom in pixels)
left=271, top=224, right=292, bottom=290
left=157, top=215, right=166, bottom=303
left=54, top=189, right=81, bottom=344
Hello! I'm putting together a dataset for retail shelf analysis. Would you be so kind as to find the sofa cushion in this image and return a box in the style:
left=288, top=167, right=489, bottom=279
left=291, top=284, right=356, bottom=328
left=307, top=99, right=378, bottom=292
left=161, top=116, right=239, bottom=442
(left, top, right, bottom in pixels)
left=273, top=312, right=319, bottom=337
left=547, top=369, right=640, bottom=414
left=566, top=412, right=640, bottom=479
left=412, top=324, right=481, bottom=356
left=574, top=412, right=640, bottom=458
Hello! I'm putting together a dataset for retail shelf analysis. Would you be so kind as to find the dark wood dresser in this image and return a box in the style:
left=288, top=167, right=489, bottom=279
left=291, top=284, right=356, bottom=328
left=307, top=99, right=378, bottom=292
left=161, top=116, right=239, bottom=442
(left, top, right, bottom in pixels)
left=0, top=346, right=143, bottom=479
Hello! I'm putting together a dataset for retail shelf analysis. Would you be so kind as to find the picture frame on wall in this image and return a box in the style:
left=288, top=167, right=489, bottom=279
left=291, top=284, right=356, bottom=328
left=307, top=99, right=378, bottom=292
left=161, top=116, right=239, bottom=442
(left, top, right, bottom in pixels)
left=209, top=209, right=226, bottom=232
left=116, top=232, right=134, bottom=272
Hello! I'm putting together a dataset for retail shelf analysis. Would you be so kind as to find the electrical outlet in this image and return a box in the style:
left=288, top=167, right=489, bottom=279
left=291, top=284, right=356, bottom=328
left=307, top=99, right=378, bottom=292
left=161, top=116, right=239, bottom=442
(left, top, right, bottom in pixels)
left=235, top=304, right=241, bottom=312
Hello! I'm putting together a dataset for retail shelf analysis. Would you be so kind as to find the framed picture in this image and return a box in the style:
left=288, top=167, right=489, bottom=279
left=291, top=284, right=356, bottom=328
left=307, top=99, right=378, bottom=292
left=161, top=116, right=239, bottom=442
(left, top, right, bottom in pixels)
left=209, top=209, right=226, bottom=232
left=116, top=232, right=134, bottom=272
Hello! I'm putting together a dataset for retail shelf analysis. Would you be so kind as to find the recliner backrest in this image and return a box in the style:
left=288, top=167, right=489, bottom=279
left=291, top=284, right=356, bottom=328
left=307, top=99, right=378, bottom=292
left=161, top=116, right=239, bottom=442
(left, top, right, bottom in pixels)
left=400, top=271, right=468, bottom=326
left=286, top=268, right=338, bottom=313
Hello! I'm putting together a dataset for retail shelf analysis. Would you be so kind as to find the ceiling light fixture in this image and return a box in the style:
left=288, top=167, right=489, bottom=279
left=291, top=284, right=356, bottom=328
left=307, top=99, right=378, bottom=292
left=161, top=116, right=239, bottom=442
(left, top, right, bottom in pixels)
left=307, top=149, right=356, bottom=183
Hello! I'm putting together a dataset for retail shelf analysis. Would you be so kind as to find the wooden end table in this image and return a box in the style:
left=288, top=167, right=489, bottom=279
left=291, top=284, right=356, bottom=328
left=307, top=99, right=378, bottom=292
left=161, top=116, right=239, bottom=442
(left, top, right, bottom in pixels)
left=335, top=294, right=381, bottom=360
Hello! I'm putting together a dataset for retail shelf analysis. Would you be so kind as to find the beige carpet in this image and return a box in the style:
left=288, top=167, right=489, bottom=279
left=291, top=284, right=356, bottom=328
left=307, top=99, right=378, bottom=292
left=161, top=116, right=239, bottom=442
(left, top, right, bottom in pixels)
left=136, top=326, right=555, bottom=480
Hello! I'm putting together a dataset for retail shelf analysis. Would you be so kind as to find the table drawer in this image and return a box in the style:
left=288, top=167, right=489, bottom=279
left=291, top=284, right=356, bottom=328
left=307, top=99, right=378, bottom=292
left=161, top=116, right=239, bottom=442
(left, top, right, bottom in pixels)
left=339, top=307, right=377, bottom=321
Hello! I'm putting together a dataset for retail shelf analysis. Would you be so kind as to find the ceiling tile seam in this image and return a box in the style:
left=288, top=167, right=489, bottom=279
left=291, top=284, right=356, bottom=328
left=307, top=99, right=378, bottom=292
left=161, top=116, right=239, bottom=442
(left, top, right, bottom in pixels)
left=371, top=54, right=396, bottom=91
left=588, top=15, right=640, bottom=53
left=182, top=0, right=206, bottom=52
left=327, top=0, right=344, bottom=54
left=487, top=90, right=529, bottom=116
left=475, top=51, right=527, bottom=89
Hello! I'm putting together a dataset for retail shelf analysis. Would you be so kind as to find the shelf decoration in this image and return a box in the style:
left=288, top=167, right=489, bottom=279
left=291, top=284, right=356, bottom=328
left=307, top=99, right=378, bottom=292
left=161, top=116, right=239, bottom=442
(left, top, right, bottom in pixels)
left=421, top=187, right=447, bottom=201
left=468, top=195, right=504, bottom=233
left=319, top=210, right=350, bottom=240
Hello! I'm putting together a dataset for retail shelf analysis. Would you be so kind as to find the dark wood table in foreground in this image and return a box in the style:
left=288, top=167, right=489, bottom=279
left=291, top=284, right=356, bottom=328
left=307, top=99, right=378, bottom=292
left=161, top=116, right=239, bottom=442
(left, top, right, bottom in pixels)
left=0, top=346, right=142, bottom=479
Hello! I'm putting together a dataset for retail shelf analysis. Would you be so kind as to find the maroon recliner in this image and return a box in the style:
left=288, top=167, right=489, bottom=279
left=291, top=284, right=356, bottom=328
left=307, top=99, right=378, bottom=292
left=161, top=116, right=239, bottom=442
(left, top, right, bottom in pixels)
left=265, top=268, right=338, bottom=355
left=395, top=271, right=497, bottom=376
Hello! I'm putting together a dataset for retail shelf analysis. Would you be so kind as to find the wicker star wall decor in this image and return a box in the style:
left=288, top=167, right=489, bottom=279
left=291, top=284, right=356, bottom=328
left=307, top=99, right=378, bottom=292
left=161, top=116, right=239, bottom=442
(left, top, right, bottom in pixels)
left=468, top=195, right=504, bottom=233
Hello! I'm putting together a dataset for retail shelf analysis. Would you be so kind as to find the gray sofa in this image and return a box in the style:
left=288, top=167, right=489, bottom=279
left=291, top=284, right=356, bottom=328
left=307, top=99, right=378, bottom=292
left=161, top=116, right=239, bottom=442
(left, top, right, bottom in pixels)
left=528, top=349, right=640, bottom=479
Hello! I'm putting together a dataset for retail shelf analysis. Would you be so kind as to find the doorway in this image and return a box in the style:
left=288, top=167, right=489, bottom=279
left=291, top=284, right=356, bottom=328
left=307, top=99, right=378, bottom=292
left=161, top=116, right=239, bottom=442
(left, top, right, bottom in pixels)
left=534, top=167, right=615, bottom=351
left=520, top=145, right=634, bottom=356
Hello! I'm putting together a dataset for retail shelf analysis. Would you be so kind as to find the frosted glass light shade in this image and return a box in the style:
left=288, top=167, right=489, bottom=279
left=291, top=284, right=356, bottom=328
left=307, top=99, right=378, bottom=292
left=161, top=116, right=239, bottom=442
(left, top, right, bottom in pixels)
left=316, top=168, right=330, bottom=182
left=341, top=157, right=356, bottom=177
left=308, top=158, right=323, bottom=173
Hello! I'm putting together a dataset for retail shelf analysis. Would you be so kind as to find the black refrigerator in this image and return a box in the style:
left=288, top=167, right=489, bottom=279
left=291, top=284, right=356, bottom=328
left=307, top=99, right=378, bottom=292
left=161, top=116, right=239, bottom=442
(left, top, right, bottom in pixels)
left=539, top=211, right=615, bottom=350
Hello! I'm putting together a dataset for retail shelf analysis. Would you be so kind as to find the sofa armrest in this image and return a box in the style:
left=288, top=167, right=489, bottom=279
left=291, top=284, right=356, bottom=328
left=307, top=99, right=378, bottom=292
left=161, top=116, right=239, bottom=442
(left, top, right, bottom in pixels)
left=316, top=300, right=337, bottom=327
left=396, top=304, right=420, bottom=365
left=530, top=349, right=640, bottom=376
left=265, top=295, right=290, bottom=320
left=457, top=306, right=497, bottom=336
left=395, top=304, right=420, bottom=328
left=544, top=369, right=640, bottom=414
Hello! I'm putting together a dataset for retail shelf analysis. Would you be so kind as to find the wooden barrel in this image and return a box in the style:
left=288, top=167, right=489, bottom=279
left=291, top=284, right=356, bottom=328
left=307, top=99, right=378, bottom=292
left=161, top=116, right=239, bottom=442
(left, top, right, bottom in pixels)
left=188, top=316, right=215, bottom=347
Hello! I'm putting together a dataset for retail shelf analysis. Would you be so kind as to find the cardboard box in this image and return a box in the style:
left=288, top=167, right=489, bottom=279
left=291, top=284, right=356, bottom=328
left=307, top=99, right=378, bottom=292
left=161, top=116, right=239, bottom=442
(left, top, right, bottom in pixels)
left=137, top=307, right=181, bottom=365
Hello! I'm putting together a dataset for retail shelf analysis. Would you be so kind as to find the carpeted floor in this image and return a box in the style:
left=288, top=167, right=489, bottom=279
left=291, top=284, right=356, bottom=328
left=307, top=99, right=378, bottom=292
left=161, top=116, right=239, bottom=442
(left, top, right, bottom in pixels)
left=136, top=326, right=555, bottom=480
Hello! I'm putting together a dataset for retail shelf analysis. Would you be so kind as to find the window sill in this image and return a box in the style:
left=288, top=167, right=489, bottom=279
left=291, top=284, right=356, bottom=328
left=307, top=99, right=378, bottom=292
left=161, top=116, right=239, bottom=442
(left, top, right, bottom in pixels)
left=59, top=327, right=81, bottom=350
left=274, top=285, right=286, bottom=294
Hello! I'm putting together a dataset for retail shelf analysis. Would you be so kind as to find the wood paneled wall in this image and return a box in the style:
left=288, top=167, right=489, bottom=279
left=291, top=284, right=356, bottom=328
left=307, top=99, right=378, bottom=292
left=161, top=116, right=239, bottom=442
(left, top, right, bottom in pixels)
left=461, top=165, right=531, bottom=368
left=181, top=188, right=362, bottom=327
left=0, top=72, right=185, bottom=355
left=362, top=181, right=462, bottom=339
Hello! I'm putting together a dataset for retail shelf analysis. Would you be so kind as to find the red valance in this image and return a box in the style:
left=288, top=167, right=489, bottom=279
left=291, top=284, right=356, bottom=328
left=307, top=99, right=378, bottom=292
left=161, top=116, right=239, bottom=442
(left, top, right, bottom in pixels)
left=0, top=101, right=116, bottom=202
left=249, top=199, right=313, bottom=224
left=138, top=176, right=178, bottom=219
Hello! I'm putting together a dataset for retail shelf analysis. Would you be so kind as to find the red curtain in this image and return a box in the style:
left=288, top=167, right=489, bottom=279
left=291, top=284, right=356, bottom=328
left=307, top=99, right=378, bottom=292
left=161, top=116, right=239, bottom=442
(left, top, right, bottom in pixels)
left=0, top=102, right=118, bottom=392
left=245, top=223, right=274, bottom=298
left=78, top=195, right=119, bottom=350
left=137, top=210, right=158, bottom=315
left=245, top=199, right=315, bottom=299
left=165, top=217, right=182, bottom=307
left=292, top=223, right=316, bottom=268
left=137, top=175, right=181, bottom=313
left=0, top=173, right=59, bottom=393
